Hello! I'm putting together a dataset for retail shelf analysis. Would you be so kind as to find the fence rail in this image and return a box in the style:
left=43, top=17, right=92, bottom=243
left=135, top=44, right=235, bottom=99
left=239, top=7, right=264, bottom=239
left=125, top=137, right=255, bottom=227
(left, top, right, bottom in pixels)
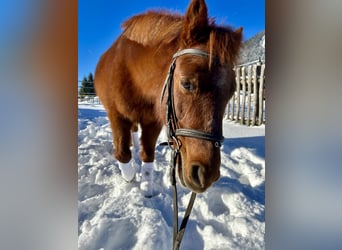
left=225, top=63, right=265, bottom=126
left=78, top=94, right=101, bottom=104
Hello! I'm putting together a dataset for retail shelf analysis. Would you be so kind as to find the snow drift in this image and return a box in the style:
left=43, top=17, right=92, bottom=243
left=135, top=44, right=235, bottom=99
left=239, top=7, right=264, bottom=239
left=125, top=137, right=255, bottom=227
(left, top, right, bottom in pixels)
left=78, top=102, right=265, bottom=249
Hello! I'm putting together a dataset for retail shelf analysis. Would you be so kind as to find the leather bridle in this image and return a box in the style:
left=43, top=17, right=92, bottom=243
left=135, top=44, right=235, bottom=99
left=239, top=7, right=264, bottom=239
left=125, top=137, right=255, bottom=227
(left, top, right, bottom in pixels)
left=160, top=48, right=225, bottom=250
left=161, top=48, right=224, bottom=150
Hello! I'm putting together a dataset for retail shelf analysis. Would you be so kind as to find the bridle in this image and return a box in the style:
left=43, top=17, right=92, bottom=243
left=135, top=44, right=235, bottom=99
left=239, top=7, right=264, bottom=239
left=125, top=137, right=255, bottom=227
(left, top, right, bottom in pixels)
left=161, top=48, right=224, bottom=149
left=160, top=48, right=225, bottom=250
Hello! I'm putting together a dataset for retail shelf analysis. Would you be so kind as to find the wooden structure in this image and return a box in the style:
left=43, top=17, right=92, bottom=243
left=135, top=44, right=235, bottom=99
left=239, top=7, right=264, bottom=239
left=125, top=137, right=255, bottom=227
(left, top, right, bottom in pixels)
left=226, top=62, right=265, bottom=126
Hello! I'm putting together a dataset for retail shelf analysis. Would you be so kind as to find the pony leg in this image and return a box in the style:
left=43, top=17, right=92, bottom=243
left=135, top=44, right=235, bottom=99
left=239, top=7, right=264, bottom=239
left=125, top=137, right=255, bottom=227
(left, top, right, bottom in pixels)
left=139, top=121, right=162, bottom=162
left=139, top=121, right=162, bottom=196
left=108, top=112, right=136, bottom=181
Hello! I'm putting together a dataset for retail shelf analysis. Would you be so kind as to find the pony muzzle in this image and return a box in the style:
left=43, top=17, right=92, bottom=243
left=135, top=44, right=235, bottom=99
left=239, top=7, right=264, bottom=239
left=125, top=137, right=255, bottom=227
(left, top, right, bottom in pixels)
left=181, top=161, right=220, bottom=193
left=175, top=138, right=221, bottom=193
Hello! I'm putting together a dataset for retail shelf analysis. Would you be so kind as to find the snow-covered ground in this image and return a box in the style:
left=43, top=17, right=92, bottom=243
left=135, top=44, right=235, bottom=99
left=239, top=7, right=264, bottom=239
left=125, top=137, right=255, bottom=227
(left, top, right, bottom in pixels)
left=78, top=102, right=265, bottom=250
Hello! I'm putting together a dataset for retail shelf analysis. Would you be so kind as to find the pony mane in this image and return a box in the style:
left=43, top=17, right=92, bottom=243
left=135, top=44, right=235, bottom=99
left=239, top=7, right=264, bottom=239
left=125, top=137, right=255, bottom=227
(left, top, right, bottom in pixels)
left=122, top=11, right=183, bottom=47
left=122, top=11, right=241, bottom=65
left=208, top=25, right=242, bottom=66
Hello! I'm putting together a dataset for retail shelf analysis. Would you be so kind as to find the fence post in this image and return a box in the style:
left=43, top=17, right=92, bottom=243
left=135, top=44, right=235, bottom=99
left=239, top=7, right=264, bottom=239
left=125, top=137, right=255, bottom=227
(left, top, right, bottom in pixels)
left=251, top=64, right=258, bottom=126
left=231, top=91, right=235, bottom=120
left=246, top=66, right=252, bottom=126
left=240, top=67, right=246, bottom=125
left=235, top=67, right=241, bottom=123
left=226, top=95, right=231, bottom=119
left=258, top=64, right=265, bottom=125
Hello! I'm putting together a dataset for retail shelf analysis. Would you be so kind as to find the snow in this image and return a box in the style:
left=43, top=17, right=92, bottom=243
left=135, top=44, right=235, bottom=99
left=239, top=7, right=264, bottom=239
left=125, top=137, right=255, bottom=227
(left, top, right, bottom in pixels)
left=78, top=102, right=265, bottom=249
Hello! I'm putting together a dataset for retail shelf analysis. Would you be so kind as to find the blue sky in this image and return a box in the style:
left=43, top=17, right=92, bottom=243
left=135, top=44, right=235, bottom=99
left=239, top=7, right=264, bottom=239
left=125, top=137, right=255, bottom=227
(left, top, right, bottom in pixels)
left=78, top=0, right=265, bottom=81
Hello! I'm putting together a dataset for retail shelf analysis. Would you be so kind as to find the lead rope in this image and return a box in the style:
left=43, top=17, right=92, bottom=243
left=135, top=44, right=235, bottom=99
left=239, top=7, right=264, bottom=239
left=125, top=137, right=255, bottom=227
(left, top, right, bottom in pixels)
left=170, top=149, right=197, bottom=250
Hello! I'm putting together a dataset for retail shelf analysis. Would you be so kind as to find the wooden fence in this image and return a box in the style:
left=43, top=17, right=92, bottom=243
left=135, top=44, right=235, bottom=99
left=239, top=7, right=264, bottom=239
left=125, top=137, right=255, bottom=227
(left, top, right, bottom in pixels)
left=78, top=94, right=101, bottom=104
left=225, top=62, right=265, bottom=126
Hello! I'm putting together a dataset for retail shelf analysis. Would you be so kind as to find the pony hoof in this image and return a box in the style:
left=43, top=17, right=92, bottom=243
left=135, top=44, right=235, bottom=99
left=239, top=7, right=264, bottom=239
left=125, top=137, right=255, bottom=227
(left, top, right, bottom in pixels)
left=118, top=160, right=136, bottom=182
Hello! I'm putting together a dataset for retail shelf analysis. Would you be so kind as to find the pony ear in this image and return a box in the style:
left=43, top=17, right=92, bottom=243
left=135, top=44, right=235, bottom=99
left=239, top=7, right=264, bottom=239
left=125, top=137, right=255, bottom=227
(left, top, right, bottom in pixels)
left=230, top=27, right=243, bottom=59
left=181, top=0, right=209, bottom=46
left=233, top=27, right=243, bottom=45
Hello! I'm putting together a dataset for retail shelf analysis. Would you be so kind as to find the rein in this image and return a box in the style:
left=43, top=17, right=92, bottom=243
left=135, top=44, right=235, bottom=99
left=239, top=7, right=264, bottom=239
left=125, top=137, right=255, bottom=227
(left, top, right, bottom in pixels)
left=160, top=48, right=224, bottom=250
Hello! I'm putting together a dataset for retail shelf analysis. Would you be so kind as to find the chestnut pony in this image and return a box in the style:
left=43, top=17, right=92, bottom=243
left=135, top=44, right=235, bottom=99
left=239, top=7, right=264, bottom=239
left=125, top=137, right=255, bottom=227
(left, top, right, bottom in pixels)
left=95, top=0, right=242, bottom=194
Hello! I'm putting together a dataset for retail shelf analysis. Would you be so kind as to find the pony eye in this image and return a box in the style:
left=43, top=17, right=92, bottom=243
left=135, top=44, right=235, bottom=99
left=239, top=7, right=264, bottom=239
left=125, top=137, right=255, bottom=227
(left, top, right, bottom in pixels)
left=181, top=80, right=194, bottom=92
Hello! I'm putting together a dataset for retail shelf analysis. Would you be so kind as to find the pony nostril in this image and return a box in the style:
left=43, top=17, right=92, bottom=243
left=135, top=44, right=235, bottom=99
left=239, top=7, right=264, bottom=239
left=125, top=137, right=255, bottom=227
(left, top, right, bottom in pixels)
left=191, top=164, right=204, bottom=188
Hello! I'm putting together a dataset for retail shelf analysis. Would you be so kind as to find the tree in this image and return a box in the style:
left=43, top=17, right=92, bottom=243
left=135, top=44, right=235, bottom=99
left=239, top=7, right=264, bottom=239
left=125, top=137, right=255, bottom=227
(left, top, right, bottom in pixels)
left=79, top=73, right=95, bottom=98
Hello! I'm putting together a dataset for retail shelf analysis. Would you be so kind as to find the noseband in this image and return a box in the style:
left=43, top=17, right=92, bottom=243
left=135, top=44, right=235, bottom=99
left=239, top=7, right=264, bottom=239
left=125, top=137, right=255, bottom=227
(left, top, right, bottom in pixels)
left=160, top=48, right=225, bottom=250
left=161, top=48, right=225, bottom=150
